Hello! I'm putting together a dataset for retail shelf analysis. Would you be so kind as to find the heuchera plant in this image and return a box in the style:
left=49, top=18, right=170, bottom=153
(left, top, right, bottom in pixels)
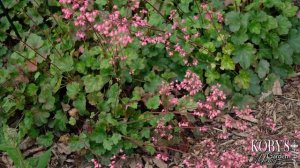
left=0, top=0, right=299, bottom=167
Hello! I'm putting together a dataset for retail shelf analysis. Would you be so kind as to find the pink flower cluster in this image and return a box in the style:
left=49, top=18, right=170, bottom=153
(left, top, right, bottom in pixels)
left=195, top=84, right=226, bottom=119
left=200, top=3, right=223, bottom=23
left=224, top=115, right=248, bottom=131
left=265, top=117, right=276, bottom=131
left=156, top=153, right=169, bottom=161
left=158, top=71, right=226, bottom=120
left=294, top=130, right=300, bottom=139
left=220, top=150, right=248, bottom=168
left=152, top=119, right=173, bottom=143
left=59, top=0, right=99, bottom=39
left=91, top=159, right=101, bottom=168
left=176, top=70, right=203, bottom=96
left=159, top=70, right=202, bottom=98
left=93, top=9, right=133, bottom=47
left=233, top=106, right=254, bottom=119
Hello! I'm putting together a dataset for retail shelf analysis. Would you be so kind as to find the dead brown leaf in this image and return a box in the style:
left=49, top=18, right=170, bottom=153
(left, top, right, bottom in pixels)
left=152, top=158, right=167, bottom=168
left=61, top=103, right=71, bottom=112
left=272, top=80, right=282, bottom=95
left=68, top=108, right=78, bottom=117
left=56, top=143, right=71, bottom=155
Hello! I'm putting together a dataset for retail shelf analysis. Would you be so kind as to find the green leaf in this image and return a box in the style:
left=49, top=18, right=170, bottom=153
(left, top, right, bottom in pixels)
left=106, top=84, right=120, bottom=107
left=37, top=132, right=54, bottom=147
left=234, top=70, right=251, bottom=89
left=50, top=54, right=74, bottom=72
left=73, top=94, right=87, bottom=115
left=90, top=124, right=106, bottom=143
left=131, top=87, right=144, bottom=101
left=203, top=42, right=216, bottom=52
left=69, top=134, right=89, bottom=151
left=281, top=2, right=298, bottom=17
left=246, top=71, right=261, bottom=95
left=111, top=133, right=122, bottom=145
left=149, top=13, right=163, bottom=26
left=103, top=139, right=112, bottom=150
left=233, top=43, right=256, bottom=69
left=262, top=73, right=279, bottom=92
left=225, top=11, right=241, bottom=32
left=144, top=72, right=162, bottom=93
left=265, top=32, right=280, bottom=48
left=263, top=0, right=282, bottom=8
left=141, top=128, right=150, bottom=138
left=67, top=82, right=81, bottom=99
left=231, top=31, right=248, bottom=45
left=232, top=93, right=255, bottom=108
left=222, top=43, right=235, bottom=55
left=145, top=144, right=156, bottom=155
left=83, top=75, right=107, bottom=93
left=0, top=144, right=28, bottom=168
left=274, top=43, right=293, bottom=65
left=251, top=11, right=268, bottom=22
left=0, top=17, right=10, bottom=31
left=256, top=59, right=270, bottom=79
left=146, top=95, right=160, bottom=110
left=205, top=69, right=220, bottom=84
left=69, top=117, right=76, bottom=126
left=36, top=149, right=52, bottom=168
left=51, top=110, right=67, bottom=131
left=221, top=55, right=235, bottom=70
left=0, top=69, right=9, bottom=84
left=26, top=8, right=43, bottom=26
left=249, top=22, right=261, bottom=34
left=38, top=85, right=55, bottom=110
left=33, top=110, right=50, bottom=127
left=276, top=15, right=292, bottom=35
left=26, top=33, right=44, bottom=49
left=95, top=0, right=107, bottom=7
left=265, top=16, right=278, bottom=31
left=288, top=29, right=300, bottom=53
left=1, top=96, right=16, bottom=113
left=87, top=92, right=103, bottom=105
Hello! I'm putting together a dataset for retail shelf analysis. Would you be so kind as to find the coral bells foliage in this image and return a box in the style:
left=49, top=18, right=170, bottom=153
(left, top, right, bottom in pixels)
left=58, top=0, right=225, bottom=66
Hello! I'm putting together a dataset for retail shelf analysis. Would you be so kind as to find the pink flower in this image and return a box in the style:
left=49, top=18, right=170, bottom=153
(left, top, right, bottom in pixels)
left=216, top=11, right=223, bottom=23
left=201, top=3, right=208, bottom=10
left=224, top=116, right=233, bottom=128
left=76, top=31, right=85, bottom=39
left=62, top=8, right=72, bottom=19
left=220, top=150, right=248, bottom=168
left=199, top=126, right=209, bottom=132
left=91, top=159, right=101, bottom=168
left=294, top=130, right=300, bottom=139
left=177, top=70, right=202, bottom=95
left=156, top=153, right=169, bottom=161
left=120, top=154, right=126, bottom=160
left=178, top=122, right=189, bottom=127
left=169, top=10, right=176, bottom=20
left=169, top=98, right=179, bottom=105
left=217, top=133, right=229, bottom=139
left=265, top=117, right=276, bottom=131
left=205, top=11, right=213, bottom=21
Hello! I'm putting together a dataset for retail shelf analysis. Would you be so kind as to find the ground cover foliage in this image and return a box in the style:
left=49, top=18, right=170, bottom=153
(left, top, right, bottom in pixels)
left=0, top=0, right=300, bottom=167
